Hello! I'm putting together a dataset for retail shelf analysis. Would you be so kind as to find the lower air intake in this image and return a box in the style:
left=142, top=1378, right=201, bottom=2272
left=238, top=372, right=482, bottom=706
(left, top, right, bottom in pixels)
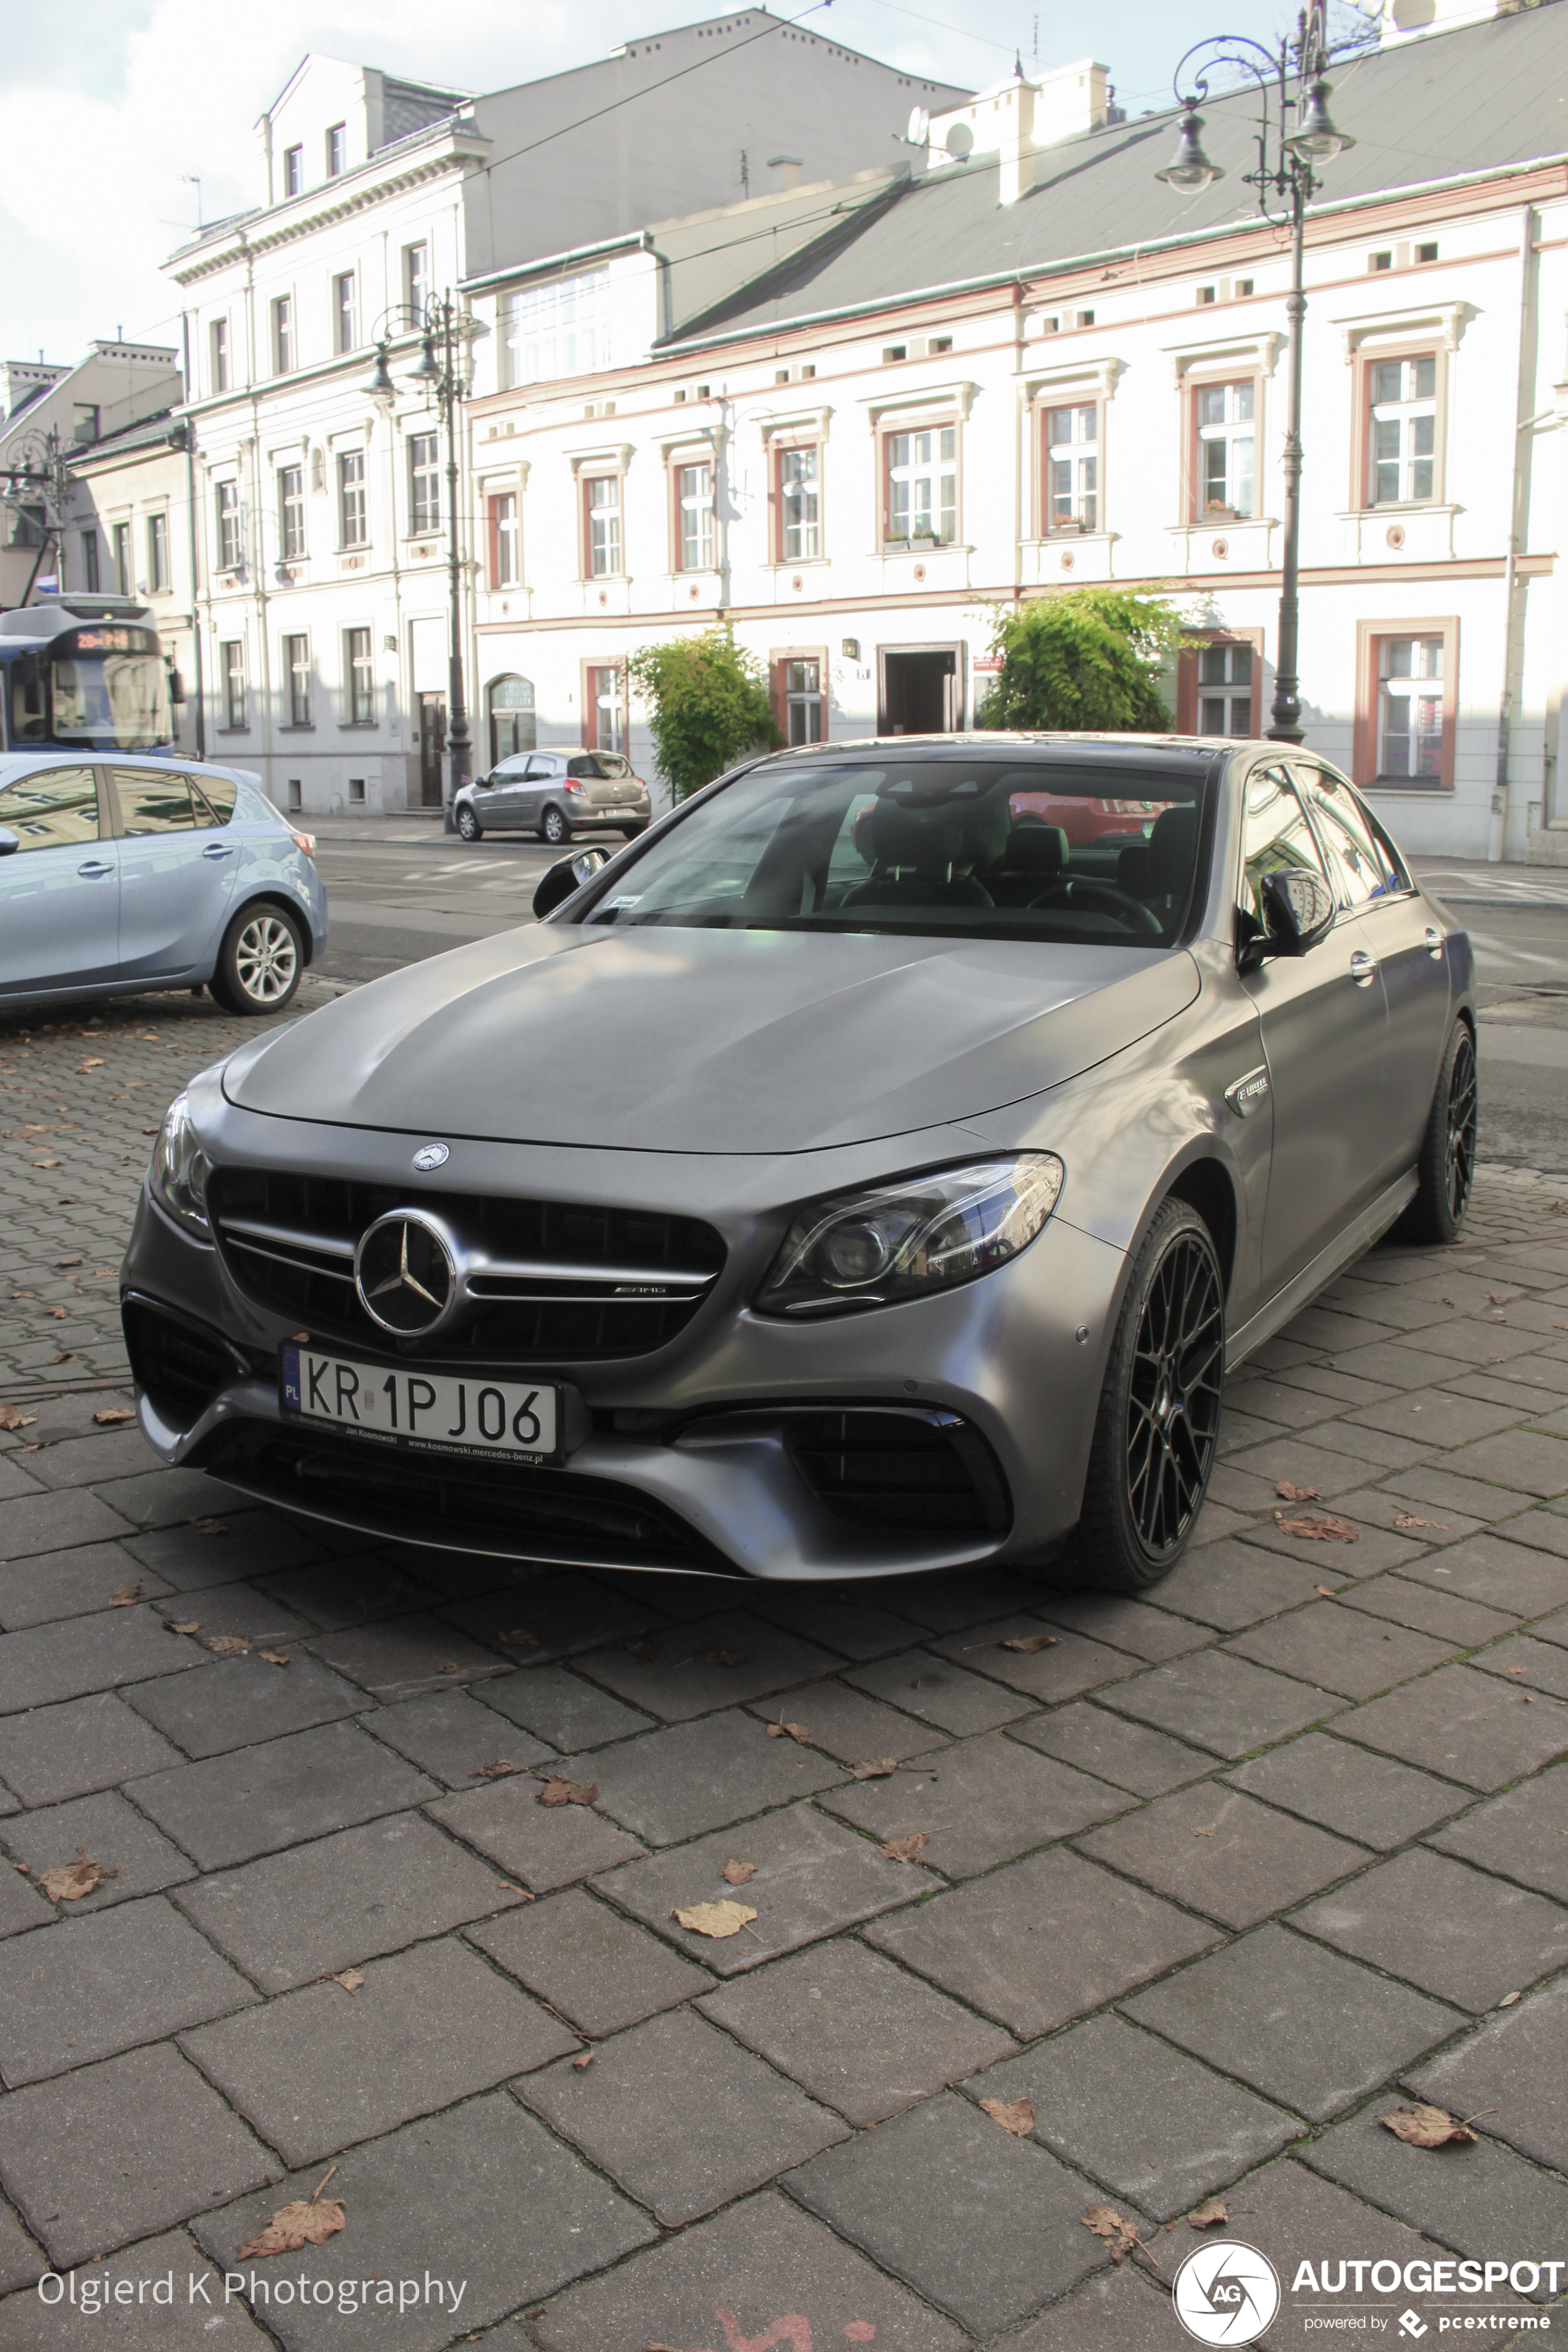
left=786, top=1408, right=1009, bottom=1536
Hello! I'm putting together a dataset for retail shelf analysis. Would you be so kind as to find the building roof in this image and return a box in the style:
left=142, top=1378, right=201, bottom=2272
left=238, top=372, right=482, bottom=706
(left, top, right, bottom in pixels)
left=662, top=4, right=1568, bottom=348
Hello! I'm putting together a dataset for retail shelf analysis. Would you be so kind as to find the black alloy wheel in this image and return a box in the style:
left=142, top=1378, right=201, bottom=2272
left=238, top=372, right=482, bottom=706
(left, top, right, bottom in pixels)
left=1445, top=1025, right=1478, bottom=1224
left=1400, top=1019, right=1478, bottom=1245
left=1072, top=1196, right=1225, bottom=1591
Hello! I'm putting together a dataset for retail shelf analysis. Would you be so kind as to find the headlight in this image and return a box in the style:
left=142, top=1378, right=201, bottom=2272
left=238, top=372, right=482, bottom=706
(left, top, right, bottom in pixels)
left=757, top=1154, right=1064, bottom=1317
left=149, top=1092, right=212, bottom=1235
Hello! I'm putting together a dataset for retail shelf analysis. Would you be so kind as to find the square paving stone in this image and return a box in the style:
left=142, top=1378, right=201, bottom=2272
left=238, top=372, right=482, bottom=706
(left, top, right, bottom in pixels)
left=751, top=1587, right=922, bottom=1660
left=1329, top=1488, right=1487, bottom=1544
left=1348, top=1389, right=1524, bottom=1447
left=125, top=1509, right=320, bottom=1589
left=785, top=2090, right=1112, bottom=2338
left=177, top=1811, right=528, bottom=1994
left=1224, top=1601, right=1457, bottom=1699
left=0, top=2202, right=43, bottom=2301
left=1, top=1789, right=191, bottom=1911
left=0, top=1485, right=132, bottom=1561
left=182, top=1934, right=576, bottom=2167
left=1472, top=1633, right=1568, bottom=1698
left=1340, top=1574, right=1517, bottom=1646
left=1075, top=1782, right=1365, bottom=1930
left=0, top=1690, right=181, bottom=1805
left=573, top=1610, right=840, bottom=1724
left=197, top=2092, right=654, bottom=2352
left=306, top=1612, right=507, bottom=1699
left=0, top=2043, right=277, bottom=2269
left=517, top=2007, right=847, bottom=2225
left=1333, top=1661, right=1568, bottom=1790
left=857, top=1566, right=1043, bottom=1634
left=1382, top=1463, right=1541, bottom=1521
left=1237, top=1514, right=1431, bottom=1576
left=1400, top=1532, right=1568, bottom=1617
left=0, top=1605, right=201, bottom=1714
left=467, top=1885, right=711, bottom=2035
left=479, top=1663, right=652, bottom=1749
left=1011, top=1702, right=1217, bottom=1796
left=699, top=1938, right=1014, bottom=2125
left=0, top=1862, right=52, bottom=1939
left=123, top=1649, right=366, bottom=1759
left=928, top=1618, right=1145, bottom=1705
left=597, top=1800, right=932, bottom=1977
left=1124, top=1922, right=1464, bottom=2120
left=1096, top=1648, right=1338, bottom=1758
left=966, top=2011, right=1298, bottom=2221
left=0, top=2227, right=277, bottom=2351
left=559, top=1706, right=844, bottom=1847
left=425, top=1771, right=645, bottom=1890
left=1000, top=2263, right=1177, bottom=2352
left=1302, top=2102, right=1568, bottom=2272
left=1407, top=1975, right=1568, bottom=2171
left=1498, top=1506, right=1568, bottom=1561
left=844, top=1649, right=1033, bottom=1733
left=364, top=1686, right=552, bottom=1787
left=743, top=1677, right=948, bottom=1769
left=820, top=1728, right=1130, bottom=1878
left=440, top=1570, right=661, bottom=1666
left=1292, top=1847, right=1568, bottom=2012
left=128, top=1719, right=440, bottom=1870
left=1448, top=1426, right=1568, bottom=1495
left=1224, top=1731, right=1465, bottom=1848
left=1032, top=1590, right=1217, bottom=1661
left=0, top=1541, right=167, bottom=1630
left=147, top=1583, right=308, bottom=1645
left=531, top=2187, right=967, bottom=2352
left=0, top=1894, right=254, bottom=2085
left=30, top=1427, right=184, bottom=1488
left=1222, top=1437, right=1390, bottom=1495
left=1224, top=1374, right=1353, bottom=1427
left=865, top=1845, right=1219, bottom=2037
left=256, top=1554, right=440, bottom=1630
left=1131, top=1540, right=1335, bottom=1632
left=1428, top=1762, right=1568, bottom=1899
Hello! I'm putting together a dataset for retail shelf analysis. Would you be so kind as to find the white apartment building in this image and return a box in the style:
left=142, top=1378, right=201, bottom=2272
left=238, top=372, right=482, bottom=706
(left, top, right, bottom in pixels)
left=461, top=0, right=1568, bottom=863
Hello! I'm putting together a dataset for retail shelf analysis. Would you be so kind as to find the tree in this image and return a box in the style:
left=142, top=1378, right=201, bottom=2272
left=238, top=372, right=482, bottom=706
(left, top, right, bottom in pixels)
left=975, top=587, right=1192, bottom=734
left=625, top=628, right=781, bottom=802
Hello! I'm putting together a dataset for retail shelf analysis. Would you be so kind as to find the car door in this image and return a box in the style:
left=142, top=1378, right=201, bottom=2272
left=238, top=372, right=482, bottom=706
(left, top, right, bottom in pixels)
left=521, top=754, right=561, bottom=827
left=1238, top=761, right=1393, bottom=1298
left=0, top=763, right=121, bottom=995
left=482, top=758, right=528, bottom=829
left=111, top=767, right=237, bottom=979
left=1292, top=757, right=1452, bottom=1182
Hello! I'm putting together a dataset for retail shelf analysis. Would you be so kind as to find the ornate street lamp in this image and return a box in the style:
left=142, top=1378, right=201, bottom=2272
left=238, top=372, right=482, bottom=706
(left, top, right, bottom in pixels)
left=1158, top=5, right=1354, bottom=741
left=365, top=295, right=486, bottom=828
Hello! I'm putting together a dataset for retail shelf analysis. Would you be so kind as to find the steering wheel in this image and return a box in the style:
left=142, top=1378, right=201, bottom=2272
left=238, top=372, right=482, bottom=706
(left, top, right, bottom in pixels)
left=1028, top=878, right=1164, bottom=938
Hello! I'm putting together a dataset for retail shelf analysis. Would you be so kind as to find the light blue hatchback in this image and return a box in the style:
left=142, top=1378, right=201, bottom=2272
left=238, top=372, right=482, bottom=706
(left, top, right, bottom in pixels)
left=0, top=753, right=327, bottom=1014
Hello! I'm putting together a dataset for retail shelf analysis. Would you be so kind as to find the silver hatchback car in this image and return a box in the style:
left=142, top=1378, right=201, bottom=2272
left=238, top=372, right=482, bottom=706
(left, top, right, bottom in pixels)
left=454, top=748, right=651, bottom=846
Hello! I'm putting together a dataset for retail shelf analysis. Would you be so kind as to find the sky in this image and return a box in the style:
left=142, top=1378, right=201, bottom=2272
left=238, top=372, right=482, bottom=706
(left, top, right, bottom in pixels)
left=1, top=0, right=1343, bottom=371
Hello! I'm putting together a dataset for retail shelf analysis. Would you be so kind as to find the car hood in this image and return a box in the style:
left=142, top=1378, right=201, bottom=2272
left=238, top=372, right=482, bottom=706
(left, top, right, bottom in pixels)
left=224, top=925, right=1199, bottom=1153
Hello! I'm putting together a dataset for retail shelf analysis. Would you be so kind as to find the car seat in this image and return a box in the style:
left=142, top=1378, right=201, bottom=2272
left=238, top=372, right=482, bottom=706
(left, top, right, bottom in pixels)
left=1146, top=804, right=1198, bottom=921
left=987, top=824, right=1070, bottom=907
left=840, top=799, right=995, bottom=907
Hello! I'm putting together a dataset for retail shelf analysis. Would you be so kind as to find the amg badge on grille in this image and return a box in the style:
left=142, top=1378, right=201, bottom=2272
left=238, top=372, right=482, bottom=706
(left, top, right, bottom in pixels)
left=411, top=1143, right=449, bottom=1170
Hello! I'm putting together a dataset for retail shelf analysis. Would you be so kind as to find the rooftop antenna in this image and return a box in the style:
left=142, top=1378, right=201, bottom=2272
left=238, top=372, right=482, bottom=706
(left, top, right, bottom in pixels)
left=181, top=172, right=204, bottom=230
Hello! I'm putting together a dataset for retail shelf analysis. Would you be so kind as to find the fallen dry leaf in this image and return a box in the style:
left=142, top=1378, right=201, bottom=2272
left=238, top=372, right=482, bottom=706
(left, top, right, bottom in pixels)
left=1504, top=1665, right=1528, bottom=1675
left=980, top=2096, right=1035, bottom=2137
left=43, top=1306, right=66, bottom=1321
left=205, top=1633, right=251, bottom=1657
left=39, top=1852, right=117, bottom=1903
left=767, top=1720, right=811, bottom=1744
left=168, top=1619, right=199, bottom=1635
left=54, top=1256, right=83, bottom=1269
left=722, top=1859, right=758, bottom=1887
left=537, top=1777, right=598, bottom=1808
left=1314, top=1585, right=1340, bottom=1600
left=1082, top=2204, right=1140, bottom=2261
left=1380, top=2103, right=1491, bottom=2148
left=572, top=2048, right=594, bottom=2069
left=497, top=1627, right=540, bottom=1648
left=0, top=1404, right=37, bottom=1432
left=236, top=2168, right=346, bottom=2261
left=1275, top=1480, right=1319, bottom=1502
left=693, top=1648, right=743, bottom=1666
left=878, top=1833, right=928, bottom=1865
left=469, top=1759, right=516, bottom=1780
left=435, top=1661, right=461, bottom=1674
left=257, top=1648, right=290, bottom=1667
left=1499, top=1991, right=1521, bottom=2008
left=105, top=1582, right=144, bottom=1608
left=1395, top=1512, right=1448, bottom=1532
left=672, top=1899, right=757, bottom=1940
left=851, top=1756, right=899, bottom=1779
left=77, top=1057, right=104, bottom=1071
left=495, top=1882, right=533, bottom=1900
left=623, top=1638, right=662, bottom=1662
left=999, top=1632, right=1061, bottom=1654
left=1275, top=1511, right=1359, bottom=1543
left=1187, top=2198, right=1229, bottom=2229
left=189, top=1516, right=228, bottom=1535
left=93, top=1407, right=135, bottom=1425
left=329, top=1969, right=365, bottom=1995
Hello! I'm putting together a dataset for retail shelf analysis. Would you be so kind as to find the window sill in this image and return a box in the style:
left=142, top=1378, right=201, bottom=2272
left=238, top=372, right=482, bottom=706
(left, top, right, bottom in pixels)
left=277, top=724, right=316, bottom=733
left=1342, top=503, right=1458, bottom=520
left=1362, top=780, right=1454, bottom=795
left=340, top=722, right=378, bottom=731
left=1031, top=532, right=1117, bottom=548
left=214, top=726, right=251, bottom=736
left=340, top=544, right=371, bottom=557
left=881, top=542, right=968, bottom=557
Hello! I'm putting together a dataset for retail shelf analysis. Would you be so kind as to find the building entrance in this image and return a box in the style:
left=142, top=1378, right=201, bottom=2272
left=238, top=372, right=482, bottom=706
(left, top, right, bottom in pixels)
left=418, top=693, right=446, bottom=807
left=878, top=644, right=964, bottom=735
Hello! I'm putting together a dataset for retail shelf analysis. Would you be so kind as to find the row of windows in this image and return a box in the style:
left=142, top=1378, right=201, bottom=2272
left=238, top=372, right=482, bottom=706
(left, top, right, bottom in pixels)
left=217, top=628, right=375, bottom=732
left=280, top=120, right=348, bottom=199
left=206, top=243, right=428, bottom=394
left=213, top=436, right=441, bottom=572
left=78, top=514, right=169, bottom=598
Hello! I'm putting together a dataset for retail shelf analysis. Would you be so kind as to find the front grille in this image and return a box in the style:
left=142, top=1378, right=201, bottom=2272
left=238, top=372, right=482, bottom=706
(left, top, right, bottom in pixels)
left=197, top=1417, right=736, bottom=1574
left=206, top=1169, right=726, bottom=1363
left=122, top=1295, right=246, bottom=1424
left=787, top=1408, right=1010, bottom=1536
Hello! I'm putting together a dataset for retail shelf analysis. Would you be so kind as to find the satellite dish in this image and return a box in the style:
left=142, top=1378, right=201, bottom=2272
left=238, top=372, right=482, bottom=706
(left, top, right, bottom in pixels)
left=945, top=122, right=974, bottom=159
left=907, top=104, right=930, bottom=146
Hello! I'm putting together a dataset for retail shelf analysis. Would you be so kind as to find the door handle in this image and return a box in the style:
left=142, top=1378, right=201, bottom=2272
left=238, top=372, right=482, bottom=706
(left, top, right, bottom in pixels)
left=1425, top=926, right=1444, bottom=959
left=77, top=860, right=114, bottom=878
left=1349, top=949, right=1378, bottom=986
left=202, top=843, right=234, bottom=859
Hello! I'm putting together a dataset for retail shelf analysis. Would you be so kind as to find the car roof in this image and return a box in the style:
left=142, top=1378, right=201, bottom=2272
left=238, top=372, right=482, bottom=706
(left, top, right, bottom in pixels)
left=753, top=732, right=1234, bottom=781
left=0, top=748, right=259, bottom=784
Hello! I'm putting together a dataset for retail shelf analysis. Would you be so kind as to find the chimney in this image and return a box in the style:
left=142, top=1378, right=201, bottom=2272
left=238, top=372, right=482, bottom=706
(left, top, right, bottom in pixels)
left=1382, top=0, right=1527, bottom=37
left=927, top=60, right=1109, bottom=208
left=769, top=154, right=803, bottom=192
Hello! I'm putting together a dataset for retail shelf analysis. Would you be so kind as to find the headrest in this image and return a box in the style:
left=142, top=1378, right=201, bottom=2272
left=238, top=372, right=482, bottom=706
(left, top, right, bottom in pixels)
left=1001, top=824, right=1068, bottom=874
left=870, top=798, right=961, bottom=870
left=1149, top=804, right=1198, bottom=897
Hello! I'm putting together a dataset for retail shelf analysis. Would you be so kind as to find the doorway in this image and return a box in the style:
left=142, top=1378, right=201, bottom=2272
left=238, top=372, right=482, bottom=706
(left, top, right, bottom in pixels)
left=418, top=693, right=446, bottom=807
left=878, top=644, right=964, bottom=736
left=488, top=675, right=536, bottom=767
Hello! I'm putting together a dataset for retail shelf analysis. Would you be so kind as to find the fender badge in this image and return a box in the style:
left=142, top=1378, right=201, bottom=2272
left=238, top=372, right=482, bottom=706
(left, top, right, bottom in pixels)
left=411, top=1143, right=450, bottom=1171
left=1224, top=1069, right=1270, bottom=1119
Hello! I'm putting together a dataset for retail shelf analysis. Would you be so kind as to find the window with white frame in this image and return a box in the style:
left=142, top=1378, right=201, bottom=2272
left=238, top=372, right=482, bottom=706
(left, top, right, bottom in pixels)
left=1368, top=354, right=1437, bottom=505
left=81, top=531, right=99, bottom=593
left=498, top=268, right=613, bottom=390
left=283, top=633, right=312, bottom=726
left=886, top=426, right=956, bottom=546
left=147, top=512, right=169, bottom=593
left=326, top=123, right=346, bottom=179
left=585, top=475, right=620, bottom=576
left=273, top=294, right=295, bottom=376
left=404, top=243, right=428, bottom=317
left=346, top=627, right=374, bottom=724
left=409, top=434, right=441, bottom=535
left=784, top=659, right=823, bottom=744
left=334, top=272, right=357, bottom=355
left=589, top=663, right=624, bottom=751
left=677, top=462, right=714, bottom=570
left=1198, top=641, right=1253, bottom=736
left=283, top=144, right=302, bottom=198
left=209, top=317, right=229, bottom=394
left=112, top=522, right=131, bottom=596
left=780, top=447, right=819, bottom=560
left=1196, top=380, right=1254, bottom=517
left=491, top=492, right=519, bottom=586
left=1377, top=636, right=1444, bottom=778
left=221, top=640, right=246, bottom=729
left=338, top=450, right=367, bottom=548
left=278, top=465, right=306, bottom=561
left=215, top=481, right=241, bottom=570
left=1044, top=401, right=1098, bottom=533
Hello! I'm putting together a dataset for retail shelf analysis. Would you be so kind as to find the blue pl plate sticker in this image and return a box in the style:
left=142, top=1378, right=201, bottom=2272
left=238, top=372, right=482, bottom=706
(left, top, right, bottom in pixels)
left=281, top=1345, right=302, bottom=1411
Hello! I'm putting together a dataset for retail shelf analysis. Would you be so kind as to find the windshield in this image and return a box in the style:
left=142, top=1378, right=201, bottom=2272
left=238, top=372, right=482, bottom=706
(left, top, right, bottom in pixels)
left=13, top=653, right=173, bottom=753
left=581, top=756, right=1209, bottom=946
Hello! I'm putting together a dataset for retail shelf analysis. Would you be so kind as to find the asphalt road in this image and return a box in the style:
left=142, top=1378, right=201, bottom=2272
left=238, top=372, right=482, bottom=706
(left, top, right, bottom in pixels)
left=309, top=823, right=578, bottom=985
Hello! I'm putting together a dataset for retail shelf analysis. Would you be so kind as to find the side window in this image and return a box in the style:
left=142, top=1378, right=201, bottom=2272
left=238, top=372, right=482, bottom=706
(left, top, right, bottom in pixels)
left=0, top=766, right=100, bottom=851
left=526, top=756, right=558, bottom=778
left=1240, top=763, right=1330, bottom=927
left=189, top=775, right=237, bottom=827
left=1295, top=764, right=1402, bottom=907
left=114, top=772, right=196, bottom=835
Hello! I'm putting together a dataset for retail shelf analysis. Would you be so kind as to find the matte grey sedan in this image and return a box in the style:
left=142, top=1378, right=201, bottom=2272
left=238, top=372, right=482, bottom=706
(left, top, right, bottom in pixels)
left=120, top=735, right=1475, bottom=1591
left=454, top=748, right=651, bottom=845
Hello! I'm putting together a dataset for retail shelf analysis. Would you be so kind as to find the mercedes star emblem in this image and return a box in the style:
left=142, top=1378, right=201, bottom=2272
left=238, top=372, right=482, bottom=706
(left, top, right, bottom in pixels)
left=411, top=1143, right=449, bottom=1171
left=354, top=1212, right=456, bottom=1336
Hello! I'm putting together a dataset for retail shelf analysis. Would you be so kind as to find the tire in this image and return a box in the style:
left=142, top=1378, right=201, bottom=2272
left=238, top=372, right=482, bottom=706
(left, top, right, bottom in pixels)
left=210, top=902, right=304, bottom=1016
left=1399, top=1019, right=1478, bottom=1245
left=1070, top=1196, right=1225, bottom=1592
left=456, top=804, right=482, bottom=843
left=541, top=805, right=570, bottom=846
left=619, top=824, right=647, bottom=840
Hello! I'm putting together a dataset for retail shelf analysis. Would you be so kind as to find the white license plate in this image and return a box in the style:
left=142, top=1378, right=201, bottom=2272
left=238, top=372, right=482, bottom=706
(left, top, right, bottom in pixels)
left=281, top=1345, right=558, bottom=1464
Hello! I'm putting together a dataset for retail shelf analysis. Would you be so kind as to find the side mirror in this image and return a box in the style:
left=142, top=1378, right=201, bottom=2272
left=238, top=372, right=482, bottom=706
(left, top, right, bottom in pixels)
left=0, top=829, right=18, bottom=859
left=532, top=845, right=610, bottom=919
left=1259, top=867, right=1338, bottom=957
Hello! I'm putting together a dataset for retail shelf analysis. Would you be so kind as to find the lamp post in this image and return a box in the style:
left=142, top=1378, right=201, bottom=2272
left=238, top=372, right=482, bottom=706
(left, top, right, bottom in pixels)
left=366, top=296, right=483, bottom=829
left=1155, top=3, right=1353, bottom=742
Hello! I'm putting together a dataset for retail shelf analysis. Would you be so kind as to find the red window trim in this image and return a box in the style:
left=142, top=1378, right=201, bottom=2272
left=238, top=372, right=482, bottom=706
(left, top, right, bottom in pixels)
left=1353, top=615, right=1459, bottom=793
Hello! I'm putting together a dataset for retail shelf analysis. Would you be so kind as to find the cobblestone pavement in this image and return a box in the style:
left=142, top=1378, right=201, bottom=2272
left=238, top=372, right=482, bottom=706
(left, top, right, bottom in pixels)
left=0, top=996, right=1566, bottom=2348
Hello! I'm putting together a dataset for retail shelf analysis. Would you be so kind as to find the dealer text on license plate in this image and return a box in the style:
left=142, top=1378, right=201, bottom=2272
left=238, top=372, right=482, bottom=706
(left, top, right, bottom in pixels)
left=281, top=1345, right=557, bottom=1463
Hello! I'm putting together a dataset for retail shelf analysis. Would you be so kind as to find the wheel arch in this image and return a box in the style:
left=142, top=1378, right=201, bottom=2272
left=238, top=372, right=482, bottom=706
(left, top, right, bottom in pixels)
left=223, top=890, right=315, bottom=969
